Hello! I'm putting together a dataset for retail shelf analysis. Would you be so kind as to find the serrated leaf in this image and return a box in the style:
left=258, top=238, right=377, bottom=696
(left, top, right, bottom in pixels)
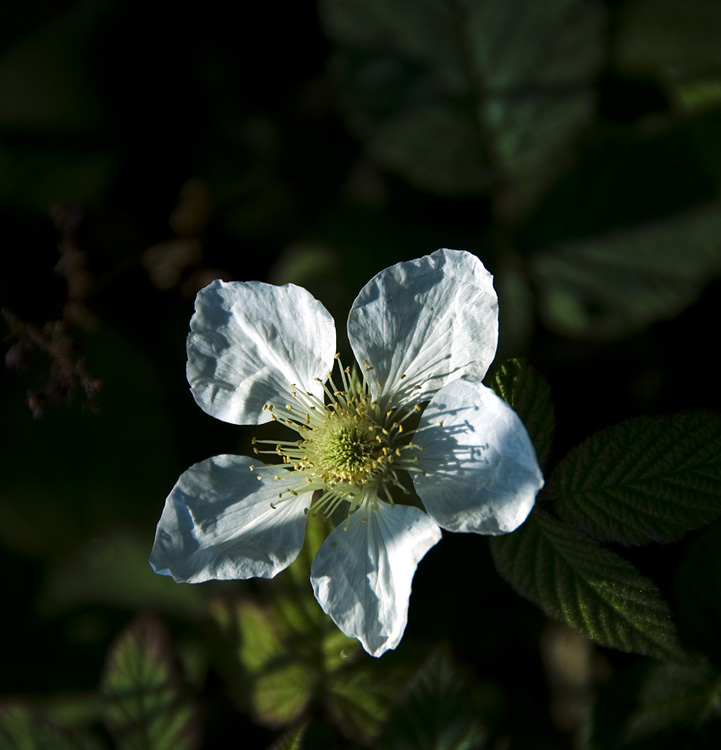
left=489, top=358, right=554, bottom=466
left=530, top=203, right=721, bottom=339
left=377, top=648, right=486, bottom=750
left=320, top=0, right=604, bottom=212
left=0, top=705, right=101, bottom=750
left=614, top=0, right=721, bottom=113
left=101, top=616, right=198, bottom=750
left=554, top=412, right=721, bottom=546
left=490, top=511, right=683, bottom=660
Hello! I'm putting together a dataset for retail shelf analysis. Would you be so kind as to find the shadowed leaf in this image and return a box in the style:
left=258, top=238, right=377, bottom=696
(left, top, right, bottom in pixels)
left=615, top=0, right=721, bottom=113
left=490, top=358, right=554, bottom=466
left=209, top=515, right=367, bottom=731
left=490, top=511, right=684, bottom=660
left=530, top=203, right=721, bottom=339
left=320, top=0, right=604, bottom=214
left=377, top=647, right=486, bottom=750
left=0, top=705, right=101, bottom=750
left=101, top=615, right=199, bottom=750
left=267, top=721, right=308, bottom=750
left=623, top=662, right=721, bottom=743
left=554, top=412, right=721, bottom=546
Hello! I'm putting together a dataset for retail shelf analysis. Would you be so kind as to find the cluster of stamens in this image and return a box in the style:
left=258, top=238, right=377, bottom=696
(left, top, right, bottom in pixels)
left=250, top=355, right=427, bottom=520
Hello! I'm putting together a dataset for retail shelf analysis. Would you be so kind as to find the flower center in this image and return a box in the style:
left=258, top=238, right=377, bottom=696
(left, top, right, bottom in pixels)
left=250, top=358, right=425, bottom=517
left=309, top=412, right=378, bottom=485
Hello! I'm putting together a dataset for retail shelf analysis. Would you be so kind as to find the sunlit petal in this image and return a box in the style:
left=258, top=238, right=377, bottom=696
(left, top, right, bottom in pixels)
left=187, top=280, right=336, bottom=425
left=311, top=501, right=442, bottom=657
left=150, top=454, right=310, bottom=583
left=347, top=248, right=498, bottom=405
left=414, top=379, right=543, bottom=534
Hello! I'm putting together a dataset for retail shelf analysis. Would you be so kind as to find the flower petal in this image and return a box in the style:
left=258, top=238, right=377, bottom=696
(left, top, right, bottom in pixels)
left=187, top=279, right=336, bottom=425
left=347, top=249, right=498, bottom=405
left=413, top=379, right=543, bottom=534
left=310, top=501, right=441, bottom=657
left=150, top=454, right=311, bottom=583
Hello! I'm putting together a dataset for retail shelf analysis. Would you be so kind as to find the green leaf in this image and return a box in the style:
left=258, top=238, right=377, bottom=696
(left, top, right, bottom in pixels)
left=267, top=722, right=308, bottom=750
left=614, top=0, right=721, bottom=113
left=554, top=412, right=721, bottom=546
left=622, top=662, right=721, bottom=743
left=209, top=515, right=360, bottom=729
left=320, top=0, right=604, bottom=212
left=40, top=530, right=205, bottom=619
left=490, top=511, right=683, bottom=660
left=326, top=659, right=412, bottom=745
left=489, top=358, right=554, bottom=466
left=210, top=596, right=316, bottom=727
left=377, top=648, right=486, bottom=750
left=101, top=615, right=199, bottom=750
left=588, top=660, right=721, bottom=750
left=0, top=705, right=102, bottom=750
left=530, top=203, right=721, bottom=339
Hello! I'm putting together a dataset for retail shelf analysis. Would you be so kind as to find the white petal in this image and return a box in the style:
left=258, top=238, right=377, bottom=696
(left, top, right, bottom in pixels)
left=413, top=379, right=543, bottom=534
left=187, top=279, right=336, bottom=425
left=347, top=249, right=498, bottom=405
left=310, top=501, right=441, bottom=657
left=149, top=455, right=311, bottom=583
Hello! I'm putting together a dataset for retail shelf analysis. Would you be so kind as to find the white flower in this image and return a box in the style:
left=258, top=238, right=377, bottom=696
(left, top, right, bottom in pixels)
left=150, top=248, right=544, bottom=656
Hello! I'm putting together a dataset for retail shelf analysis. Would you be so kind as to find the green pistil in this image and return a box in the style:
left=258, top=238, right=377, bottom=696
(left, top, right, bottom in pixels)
left=251, top=359, right=425, bottom=517
left=309, top=413, right=378, bottom=485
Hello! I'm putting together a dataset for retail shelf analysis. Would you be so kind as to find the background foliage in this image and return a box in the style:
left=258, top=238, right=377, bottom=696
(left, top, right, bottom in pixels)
left=2, top=0, right=721, bottom=748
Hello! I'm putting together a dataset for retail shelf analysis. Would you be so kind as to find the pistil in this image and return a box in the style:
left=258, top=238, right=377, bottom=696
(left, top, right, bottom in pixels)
left=251, top=356, right=425, bottom=518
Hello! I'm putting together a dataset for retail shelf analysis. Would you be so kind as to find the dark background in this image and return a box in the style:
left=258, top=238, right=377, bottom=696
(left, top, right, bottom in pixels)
left=2, top=1, right=720, bottom=747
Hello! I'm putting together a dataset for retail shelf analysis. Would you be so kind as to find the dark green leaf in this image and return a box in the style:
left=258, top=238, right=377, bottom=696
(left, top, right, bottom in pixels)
left=489, top=358, right=554, bottom=466
left=266, top=722, right=308, bottom=750
left=209, top=514, right=360, bottom=729
left=320, top=0, right=604, bottom=211
left=377, top=648, right=486, bottom=750
left=614, top=0, right=721, bottom=113
left=588, top=660, right=721, bottom=750
left=490, top=511, right=683, bottom=660
left=210, top=596, right=315, bottom=727
left=530, top=204, right=721, bottom=339
left=0, top=705, right=102, bottom=750
left=326, top=659, right=411, bottom=745
left=101, top=616, right=198, bottom=750
left=554, top=412, right=721, bottom=546
left=622, top=662, right=721, bottom=743
left=40, top=531, right=205, bottom=619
